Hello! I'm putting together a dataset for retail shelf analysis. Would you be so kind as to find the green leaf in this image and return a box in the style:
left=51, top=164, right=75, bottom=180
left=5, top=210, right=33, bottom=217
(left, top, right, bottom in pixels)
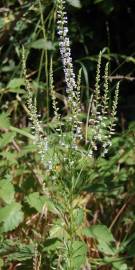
left=82, top=225, right=116, bottom=255
left=112, top=261, right=128, bottom=270
left=0, top=113, right=10, bottom=129
left=7, top=78, right=25, bottom=90
left=0, top=132, right=16, bottom=148
left=66, top=0, right=81, bottom=8
left=43, top=238, right=61, bottom=252
left=0, top=258, right=4, bottom=267
left=1, top=151, right=18, bottom=165
left=30, top=39, right=55, bottom=50
left=97, top=240, right=116, bottom=255
left=0, top=240, right=35, bottom=262
left=0, top=239, right=18, bottom=255
left=70, top=241, right=87, bottom=269
left=8, top=244, right=35, bottom=262
left=73, top=208, right=84, bottom=226
left=26, top=192, right=57, bottom=214
left=76, top=61, right=89, bottom=102
left=10, top=126, right=34, bottom=139
left=83, top=225, right=116, bottom=255
left=0, top=180, right=15, bottom=204
left=26, top=192, right=45, bottom=212
left=83, top=225, right=115, bottom=243
left=0, top=17, right=5, bottom=29
left=0, top=202, right=24, bottom=232
left=18, top=144, right=36, bottom=157
left=49, top=220, right=69, bottom=239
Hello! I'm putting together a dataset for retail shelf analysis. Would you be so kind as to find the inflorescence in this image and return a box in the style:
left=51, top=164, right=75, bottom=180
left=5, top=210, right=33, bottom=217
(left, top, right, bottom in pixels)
left=88, top=52, right=120, bottom=157
left=56, top=0, right=83, bottom=148
left=23, top=0, right=120, bottom=169
left=22, top=47, right=50, bottom=169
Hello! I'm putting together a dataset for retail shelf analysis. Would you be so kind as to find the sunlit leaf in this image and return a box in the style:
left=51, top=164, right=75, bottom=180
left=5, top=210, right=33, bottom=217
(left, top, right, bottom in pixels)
left=0, top=113, right=10, bottom=129
left=66, top=0, right=81, bottom=8
left=112, top=261, right=128, bottom=270
left=49, top=221, right=69, bottom=239
left=70, top=241, right=87, bottom=268
left=0, top=202, right=24, bottom=232
left=83, top=224, right=115, bottom=243
left=26, top=192, right=57, bottom=214
left=0, top=179, right=15, bottom=204
left=0, top=132, right=16, bottom=148
left=97, top=240, right=116, bottom=255
left=82, top=225, right=116, bottom=255
left=73, top=208, right=84, bottom=226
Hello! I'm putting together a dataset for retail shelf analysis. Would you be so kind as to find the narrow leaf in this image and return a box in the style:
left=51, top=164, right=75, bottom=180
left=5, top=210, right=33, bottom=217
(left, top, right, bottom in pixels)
left=30, top=39, right=55, bottom=50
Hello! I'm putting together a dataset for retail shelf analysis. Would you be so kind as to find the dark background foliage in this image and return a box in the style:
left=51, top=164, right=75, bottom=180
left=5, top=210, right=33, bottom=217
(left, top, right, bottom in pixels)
left=0, top=0, right=135, bottom=125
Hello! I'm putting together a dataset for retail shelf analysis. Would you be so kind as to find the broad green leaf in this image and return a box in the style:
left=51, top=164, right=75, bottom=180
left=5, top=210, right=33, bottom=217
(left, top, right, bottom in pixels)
left=7, top=78, right=25, bottom=89
left=83, top=225, right=115, bottom=243
left=66, top=0, right=81, bottom=8
left=0, top=202, right=24, bottom=232
left=0, top=113, right=10, bottom=129
left=82, top=225, right=116, bottom=255
left=0, top=180, right=15, bottom=204
left=0, top=132, right=16, bottom=148
left=49, top=221, right=69, bottom=239
left=30, top=39, right=55, bottom=50
left=70, top=241, right=87, bottom=269
left=97, top=240, right=116, bottom=255
left=26, top=192, right=46, bottom=212
left=26, top=192, right=57, bottom=214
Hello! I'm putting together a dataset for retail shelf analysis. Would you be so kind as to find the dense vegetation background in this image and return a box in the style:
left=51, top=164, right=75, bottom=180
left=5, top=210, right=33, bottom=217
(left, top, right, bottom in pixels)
left=0, top=0, right=135, bottom=269
left=1, top=0, right=135, bottom=122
